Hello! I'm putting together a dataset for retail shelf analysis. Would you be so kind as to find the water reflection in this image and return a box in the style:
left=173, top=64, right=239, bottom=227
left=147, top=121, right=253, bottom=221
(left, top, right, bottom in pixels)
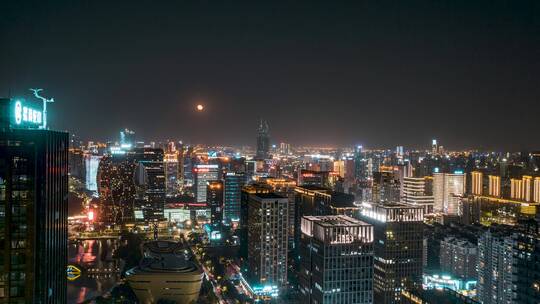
left=67, top=239, right=122, bottom=304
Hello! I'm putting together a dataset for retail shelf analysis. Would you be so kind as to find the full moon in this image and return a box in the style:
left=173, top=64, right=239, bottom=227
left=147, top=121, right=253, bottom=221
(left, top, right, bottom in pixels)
left=196, top=104, right=204, bottom=111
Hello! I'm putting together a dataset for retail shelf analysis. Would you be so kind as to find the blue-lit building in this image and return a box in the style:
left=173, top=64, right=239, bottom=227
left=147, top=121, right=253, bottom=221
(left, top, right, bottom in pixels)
left=223, top=172, right=245, bottom=225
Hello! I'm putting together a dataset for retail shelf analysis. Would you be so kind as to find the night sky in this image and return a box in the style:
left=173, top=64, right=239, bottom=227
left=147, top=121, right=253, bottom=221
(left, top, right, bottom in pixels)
left=1, top=1, right=539, bottom=150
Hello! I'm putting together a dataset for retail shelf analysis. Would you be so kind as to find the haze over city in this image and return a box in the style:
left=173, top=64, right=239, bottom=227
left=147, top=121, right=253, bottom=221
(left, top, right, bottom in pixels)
left=1, top=1, right=539, bottom=149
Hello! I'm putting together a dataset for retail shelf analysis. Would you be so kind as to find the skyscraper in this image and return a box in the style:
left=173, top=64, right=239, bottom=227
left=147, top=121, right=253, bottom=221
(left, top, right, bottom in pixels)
left=164, top=151, right=179, bottom=196
left=207, top=180, right=224, bottom=227
left=193, top=164, right=220, bottom=203
left=433, top=172, right=465, bottom=215
left=359, top=202, right=424, bottom=304
left=98, top=149, right=137, bottom=224
left=134, top=148, right=166, bottom=220
left=255, top=119, right=270, bottom=160
left=246, top=193, right=289, bottom=295
left=0, top=98, right=68, bottom=302
left=401, top=177, right=434, bottom=214
left=223, top=172, right=245, bottom=225
left=299, top=215, right=374, bottom=304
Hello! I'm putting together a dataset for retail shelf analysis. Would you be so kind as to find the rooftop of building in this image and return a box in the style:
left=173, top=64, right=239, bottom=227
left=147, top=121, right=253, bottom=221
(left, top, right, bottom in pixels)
left=252, top=192, right=287, bottom=199
left=304, top=215, right=370, bottom=227
left=295, top=185, right=330, bottom=191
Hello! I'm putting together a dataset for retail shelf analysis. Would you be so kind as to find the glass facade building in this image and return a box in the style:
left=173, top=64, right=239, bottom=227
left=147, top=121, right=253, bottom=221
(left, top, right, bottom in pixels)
left=223, top=172, right=245, bottom=224
left=0, top=99, right=68, bottom=303
left=299, top=215, right=374, bottom=304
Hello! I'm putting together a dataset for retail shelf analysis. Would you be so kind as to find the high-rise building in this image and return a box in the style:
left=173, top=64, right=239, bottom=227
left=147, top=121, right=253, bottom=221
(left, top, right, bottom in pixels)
left=488, top=175, right=501, bottom=197
left=239, top=183, right=272, bottom=260
left=299, top=215, right=374, bottom=304
left=193, top=164, right=220, bottom=203
left=359, top=202, right=424, bottom=304
left=477, top=229, right=514, bottom=304
left=223, top=172, right=245, bottom=225
left=134, top=148, right=166, bottom=220
left=431, top=139, right=438, bottom=155
left=294, top=186, right=359, bottom=253
left=401, top=177, right=434, bottom=214
left=470, top=171, right=483, bottom=195
left=246, top=193, right=289, bottom=293
left=207, top=180, right=224, bottom=227
left=439, top=237, right=477, bottom=280
left=433, top=172, right=465, bottom=215
left=354, top=145, right=366, bottom=181
left=98, top=149, right=137, bottom=224
left=0, top=97, right=68, bottom=302
left=255, top=119, right=270, bottom=160
left=84, top=153, right=102, bottom=192
left=164, top=152, right=179, bottom=196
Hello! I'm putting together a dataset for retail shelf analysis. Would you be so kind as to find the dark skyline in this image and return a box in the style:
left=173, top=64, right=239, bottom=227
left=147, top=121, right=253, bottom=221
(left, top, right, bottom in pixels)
left=1, top=1, right=539, bottom=150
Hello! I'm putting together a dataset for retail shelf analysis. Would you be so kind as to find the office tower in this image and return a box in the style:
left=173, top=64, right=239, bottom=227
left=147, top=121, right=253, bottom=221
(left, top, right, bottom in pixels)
left=193, top=164, right=220, bottom=203
left=223, top=172, right=245, bottom=225
left=401, top=177, right=434, bottom=214
left=164, top=152, right=179, bottom=196
left=98, top=150, right=137, bottom=224
left=359, top=202, right=424, bottom=304
left=297, top=169, right=331, bottom=188
left=207, top=180, right=224, bottom=227
left=470, top=171, right=483, bottom=195
left=134, top=148, right=166, bottom=220
left=84, top=154, right=102, bottom=192
left=0, top=98, right=68, bottom=302
left=372, top=170, right=400, bottom=203
left=246, top=193, right=289, bottom=292
left=68, top=148, right=85, bottom=180
left=255, top=119, right=270, bottom=160
left=431, top=139, right=438, bottom=155
left=433, top=172, right=465, bottom=215
left=119, top=128, right=135, bottom=146
left=439, top=237, right=477, bottom=280
left=354, top=145, right=366, bottom=181
left=294, top=186, right=359, bottom=254
left=299, top=215, right=374, bottom=304
left=477, top=229, right=514, bottom=304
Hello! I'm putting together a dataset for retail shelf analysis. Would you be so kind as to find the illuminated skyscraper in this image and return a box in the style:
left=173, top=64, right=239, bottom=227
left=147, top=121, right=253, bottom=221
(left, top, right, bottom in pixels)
left=299, top=215, right=374, bottom=304
left=193, top=164, right=220, bottom=203
left=164, top=152, right=179, bottom=196
left=488, top=175, right=501, bottom=197
left=401, top=177, right=434, bottom=213
left=223, top=172, right=245, bottom=224
left=255, top=119, right=270, bottom=160
left=134, top=148, right=166, bottom=220
left=433, top=172, right=465, bottom=215
left=84, top=153, right=102, bottom=192
left=207, top=180, right=224, bottom=227
left=359, top=202, right=424, bottom=304
left=98, top=148, right=137, bottom=224
left=431, top=139, right=438, bottom=155
left=246, top=193, right=289, bottom=293
left=470, top=171, right=483, bottom=195
left=0, top=98, right=68, bottom=302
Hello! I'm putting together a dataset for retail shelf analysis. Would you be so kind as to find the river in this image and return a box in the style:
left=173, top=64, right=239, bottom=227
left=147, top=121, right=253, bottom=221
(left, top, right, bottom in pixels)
left=67, top=239, right=122, bottom=304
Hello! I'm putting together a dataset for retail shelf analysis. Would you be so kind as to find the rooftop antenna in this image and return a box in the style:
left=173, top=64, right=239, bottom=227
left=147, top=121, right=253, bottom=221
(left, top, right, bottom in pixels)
left=30, top=88, right=54, bottom=129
